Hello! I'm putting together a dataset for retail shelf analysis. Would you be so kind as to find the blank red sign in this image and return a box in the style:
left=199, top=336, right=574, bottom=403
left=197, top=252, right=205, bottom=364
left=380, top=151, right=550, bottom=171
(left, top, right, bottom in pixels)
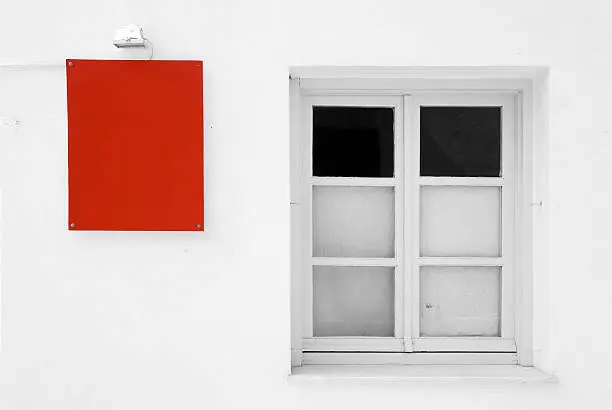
left=67, top=59, right=204, bottom=231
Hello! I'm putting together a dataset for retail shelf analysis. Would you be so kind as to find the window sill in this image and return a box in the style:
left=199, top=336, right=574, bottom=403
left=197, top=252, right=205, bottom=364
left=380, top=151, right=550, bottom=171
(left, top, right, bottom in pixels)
left=289, top=365, right=556, bottom=385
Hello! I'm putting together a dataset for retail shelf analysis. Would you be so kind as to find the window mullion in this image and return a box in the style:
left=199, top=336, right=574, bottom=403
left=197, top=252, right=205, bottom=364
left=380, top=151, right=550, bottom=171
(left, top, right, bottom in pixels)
left=403, top=94, right=418, bottom=352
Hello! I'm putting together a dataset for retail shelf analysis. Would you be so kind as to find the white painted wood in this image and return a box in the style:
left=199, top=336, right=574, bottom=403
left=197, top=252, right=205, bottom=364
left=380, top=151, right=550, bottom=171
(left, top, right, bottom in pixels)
left=290, top=364, right=554, bottom=383
left=413, top=337, right=516, bottom=352
left=312, top=257, right=396, bottom=267
left=301, top=352, right=518, bottom=366
left=516, top=86, right=535, bottom=366
left=301, top=101, right=314, bottom=338
left=414, top=93, right=515, bottom=107
left=420, top=186, right=502, bottom=257
left=305, top=95, right=402, bottom=108
left=393, top=266, right=404, bottom=340
left=296, top=78, right=538, bottom=97
left=393, top=98, right=405, bottom=341
left=420, top=177, right=503, bottom=186
left=301, top=95, right=404, bottom=349
left=501, top=94, right=516, bottom=341
left=418, top=257, right=504, bottom=266
left=302, top=337, right=403, bottom=352
left=408, top=96, right=422, bottom=342
left=292, top=80, right=530, bottom=364
left=299, top=88, right=524, bottom=96
left=289, top=78, right=303, bottom=366
left=309, top=177, right=396, bottom=186
left=410, top=93, right=516, bottom=352
left=402, top=95, right=415, bottom=352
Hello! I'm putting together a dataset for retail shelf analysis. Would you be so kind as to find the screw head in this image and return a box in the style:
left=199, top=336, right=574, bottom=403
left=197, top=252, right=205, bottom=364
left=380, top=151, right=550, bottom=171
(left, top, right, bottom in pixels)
left=70, top=223, right=75, bottom=228
left=196, top=224, right=202, bottom=229
left=68, top=62, right=73, bottom=67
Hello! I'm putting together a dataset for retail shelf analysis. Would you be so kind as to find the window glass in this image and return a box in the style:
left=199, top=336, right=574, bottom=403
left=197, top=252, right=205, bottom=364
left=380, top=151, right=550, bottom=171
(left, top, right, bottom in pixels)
left=420, top=107, right=501, bottom=177
left=420, top=186, right=501, bottom=257
left=420, top=266, right=501, bottom=337
left=314, top=266, right=395, bottom=337
left=313, top=186, right=395, bottom=258
left=313, top=107, right=394, bottom=177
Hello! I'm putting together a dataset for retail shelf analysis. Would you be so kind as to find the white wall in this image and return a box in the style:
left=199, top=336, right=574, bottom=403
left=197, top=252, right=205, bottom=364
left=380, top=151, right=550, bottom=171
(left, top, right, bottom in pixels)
left=0, top=0, right=611, bottom=409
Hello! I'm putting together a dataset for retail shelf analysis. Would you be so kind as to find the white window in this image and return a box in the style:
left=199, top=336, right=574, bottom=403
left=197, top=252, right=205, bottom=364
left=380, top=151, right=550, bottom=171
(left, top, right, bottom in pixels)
left=291, top=70, right=536, bottom=367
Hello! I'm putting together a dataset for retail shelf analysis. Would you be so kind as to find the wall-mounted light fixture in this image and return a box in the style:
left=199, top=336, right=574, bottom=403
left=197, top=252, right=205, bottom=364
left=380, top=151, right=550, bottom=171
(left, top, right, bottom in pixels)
left=113, top=25, right=146, bottom=48
left=113, top=25, right=153, bottom=59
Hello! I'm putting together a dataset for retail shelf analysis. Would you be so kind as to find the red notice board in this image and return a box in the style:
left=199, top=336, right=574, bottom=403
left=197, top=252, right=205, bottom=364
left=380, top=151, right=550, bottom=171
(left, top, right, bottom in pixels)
left=66, top=59, right=204, bottom=231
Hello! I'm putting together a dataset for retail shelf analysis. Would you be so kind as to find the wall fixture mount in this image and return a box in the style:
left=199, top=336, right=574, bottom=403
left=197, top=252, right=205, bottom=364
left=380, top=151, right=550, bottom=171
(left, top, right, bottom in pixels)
left=113, top=25, right=146, bottom=48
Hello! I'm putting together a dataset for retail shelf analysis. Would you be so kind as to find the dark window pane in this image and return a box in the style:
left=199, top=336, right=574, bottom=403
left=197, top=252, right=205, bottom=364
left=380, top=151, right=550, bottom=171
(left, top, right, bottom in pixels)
left=420, top=107, right=501, bottom=177
left=313, top=107, right=394, bottom=177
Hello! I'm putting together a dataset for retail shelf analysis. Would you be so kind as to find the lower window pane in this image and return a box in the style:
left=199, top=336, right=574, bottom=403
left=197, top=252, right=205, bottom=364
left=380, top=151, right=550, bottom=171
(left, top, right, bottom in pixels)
left=420, top=266, right=501, bottom=337
left=313, top=266, right=394, bottom=337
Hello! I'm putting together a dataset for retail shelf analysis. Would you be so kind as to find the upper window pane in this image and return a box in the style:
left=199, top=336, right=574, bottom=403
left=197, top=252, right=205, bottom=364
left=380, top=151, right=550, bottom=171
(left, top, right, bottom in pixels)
left=420, top=107, right=501, bottom=177
left=313, top=107, right=394, bottom=177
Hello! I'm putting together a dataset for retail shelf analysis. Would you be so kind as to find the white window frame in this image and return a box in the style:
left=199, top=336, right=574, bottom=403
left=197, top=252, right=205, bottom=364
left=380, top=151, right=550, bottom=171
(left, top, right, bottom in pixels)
left=301, top=95, right=405, bottom=355
left=410, top=93, right=516, bottom=354
left=290, top=68, right=544, bottom=368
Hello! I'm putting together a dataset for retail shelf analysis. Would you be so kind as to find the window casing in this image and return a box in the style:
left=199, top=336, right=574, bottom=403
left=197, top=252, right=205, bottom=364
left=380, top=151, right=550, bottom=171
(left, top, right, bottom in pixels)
left=290, top=72, right=536, bottom=367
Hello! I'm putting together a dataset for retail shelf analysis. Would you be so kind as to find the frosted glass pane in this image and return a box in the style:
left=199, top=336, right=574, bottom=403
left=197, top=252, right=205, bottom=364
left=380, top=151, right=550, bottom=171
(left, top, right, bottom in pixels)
left=314, top=266, right=394, bottom=337
left=420, top=266, right=501, bottom=337
left=313, top=186, right=394, bottom=257
left=421, top=186, right=500, bottom=257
